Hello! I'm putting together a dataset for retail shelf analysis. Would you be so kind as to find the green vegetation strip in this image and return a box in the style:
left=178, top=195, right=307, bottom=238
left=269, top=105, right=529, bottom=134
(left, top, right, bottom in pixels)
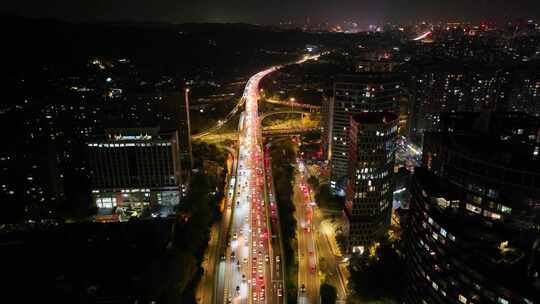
left=269, top=139, right=299, bottom=303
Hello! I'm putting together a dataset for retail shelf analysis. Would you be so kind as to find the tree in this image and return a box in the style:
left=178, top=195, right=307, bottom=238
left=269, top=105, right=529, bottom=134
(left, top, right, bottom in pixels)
left=348, top=237, right=404, bottom=301
left=307, top=175, right=320, bottom=192
left=315, top=184, right=342, bottom=211
left=320, top=283, right=337, bottom=304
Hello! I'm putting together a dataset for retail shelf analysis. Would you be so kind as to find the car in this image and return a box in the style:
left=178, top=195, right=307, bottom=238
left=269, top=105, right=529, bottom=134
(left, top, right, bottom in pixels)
left=220, top=254, right=226, bottom=260
left=233, top=233, right=237, bottom=240
left=236, top=285, right=240, bottom=295
left=301, top=284, right=306, bottom=293
left=310, top=265, right=316, bottom=273
left=275, top=255, right=280, bottom=263
left=242, top=273, right=246, bottom=282
left=277, top=287, right=283, bottom=297
left=243, top=257, right=248, bottom=264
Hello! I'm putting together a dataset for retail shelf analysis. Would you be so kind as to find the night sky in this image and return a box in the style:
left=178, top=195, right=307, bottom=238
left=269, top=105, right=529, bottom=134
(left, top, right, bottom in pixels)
left=2, top=0, right=540, bottom=24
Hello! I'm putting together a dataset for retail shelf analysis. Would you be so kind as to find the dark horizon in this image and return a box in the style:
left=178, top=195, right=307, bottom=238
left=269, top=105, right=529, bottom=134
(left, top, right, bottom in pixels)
left=2, top=0, right=540, bottom=26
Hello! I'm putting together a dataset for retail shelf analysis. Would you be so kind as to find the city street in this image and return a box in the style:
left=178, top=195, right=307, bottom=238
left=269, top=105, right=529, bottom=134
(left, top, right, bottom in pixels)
left=396, top=136, right=422, bottom=171
left=294, top=159, right=320, bottom=304
left=196, top=223, right=218, bottom=304
left=263, top=146, right=286, bottom=303
left=297, top=158, right=349, bottom=303
left=316, top=215, right=348, bottom=303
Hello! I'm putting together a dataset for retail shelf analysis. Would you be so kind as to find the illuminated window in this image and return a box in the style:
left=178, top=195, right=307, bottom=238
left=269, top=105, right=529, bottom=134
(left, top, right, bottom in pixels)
left=500, top=205, right=512, bottom=214
left=466, top=203, right=481, bottom=214
left=440, top=228, right=447, bottom=237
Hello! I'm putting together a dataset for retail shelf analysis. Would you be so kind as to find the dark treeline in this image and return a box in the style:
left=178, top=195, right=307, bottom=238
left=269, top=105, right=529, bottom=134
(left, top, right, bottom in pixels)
left=0, top=143, right=228, bottom=303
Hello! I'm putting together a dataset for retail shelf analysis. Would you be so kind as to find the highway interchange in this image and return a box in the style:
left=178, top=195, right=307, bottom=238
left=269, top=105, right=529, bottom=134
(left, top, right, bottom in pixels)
left=200, top=53, right=347, bottom=304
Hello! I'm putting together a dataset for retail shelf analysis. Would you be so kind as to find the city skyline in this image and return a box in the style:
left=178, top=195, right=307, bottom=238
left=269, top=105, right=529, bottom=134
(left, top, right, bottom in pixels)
left=2, top=3, right=540, bottom=304
left=3, top=0, right=540, bottom=25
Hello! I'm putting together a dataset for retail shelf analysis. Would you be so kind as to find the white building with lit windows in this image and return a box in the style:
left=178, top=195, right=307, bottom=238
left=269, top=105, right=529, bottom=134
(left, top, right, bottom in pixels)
left=87, top=128, right=185, bottom=220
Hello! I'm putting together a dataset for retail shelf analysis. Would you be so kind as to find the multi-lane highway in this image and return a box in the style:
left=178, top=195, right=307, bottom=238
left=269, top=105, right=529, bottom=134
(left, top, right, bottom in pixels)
left=216, top=67, right=281, bottom=304
left=212, top=54, right=321, bottom=304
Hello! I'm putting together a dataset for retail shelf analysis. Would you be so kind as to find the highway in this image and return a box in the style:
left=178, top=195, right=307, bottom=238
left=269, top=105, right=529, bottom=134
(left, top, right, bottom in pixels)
left=216, top=66, right=281, bottom=304
left=265, top=99, right=321, bottom=111
left=262, top=127, right=319, bottom=136
left=194, top=54, right=321, bottom=140
left=212, top=54, right=321, bottom=304
left=413, top=31, right=432, bottom=41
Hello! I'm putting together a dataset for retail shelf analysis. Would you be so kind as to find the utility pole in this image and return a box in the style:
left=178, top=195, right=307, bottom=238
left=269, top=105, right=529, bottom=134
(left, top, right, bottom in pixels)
left=185, top=88, right=194, bottom=171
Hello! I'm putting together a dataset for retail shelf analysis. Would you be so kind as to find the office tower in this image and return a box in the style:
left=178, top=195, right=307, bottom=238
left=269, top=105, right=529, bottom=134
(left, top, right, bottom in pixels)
left=86, top=127, right=184, bottom=219
left=326, top=73, right=402, bottom=194
left=403, top=113, right=540, bottom=304
left=344, top=112, right=398, bottom=253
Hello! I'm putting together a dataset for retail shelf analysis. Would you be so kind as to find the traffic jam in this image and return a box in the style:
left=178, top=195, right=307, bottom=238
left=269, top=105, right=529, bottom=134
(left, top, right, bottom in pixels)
left=227, top=68, right=279, bottom=304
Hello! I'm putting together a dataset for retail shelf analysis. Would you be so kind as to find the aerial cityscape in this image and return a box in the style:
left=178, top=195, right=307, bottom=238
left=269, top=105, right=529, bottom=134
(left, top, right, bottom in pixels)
left=1, top=1, right=540, bottom=304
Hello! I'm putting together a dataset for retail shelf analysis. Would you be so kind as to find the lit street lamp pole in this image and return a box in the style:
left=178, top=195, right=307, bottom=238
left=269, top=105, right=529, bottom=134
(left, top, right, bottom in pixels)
left=185, top=88, right=194, bottom=171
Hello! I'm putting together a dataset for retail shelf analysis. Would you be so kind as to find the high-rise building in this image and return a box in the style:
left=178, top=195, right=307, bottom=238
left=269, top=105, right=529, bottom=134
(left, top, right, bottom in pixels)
left=408, top=63, right=514, bottom=145
left=326, top=73, right=402, bottom=194
left=86, top=127, right=185, bottom=219
left=508, top=65, right=540, bottom=116
left=343, top=112, right=398, bottom=253
left=403, top=113, right=540, bottom=304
